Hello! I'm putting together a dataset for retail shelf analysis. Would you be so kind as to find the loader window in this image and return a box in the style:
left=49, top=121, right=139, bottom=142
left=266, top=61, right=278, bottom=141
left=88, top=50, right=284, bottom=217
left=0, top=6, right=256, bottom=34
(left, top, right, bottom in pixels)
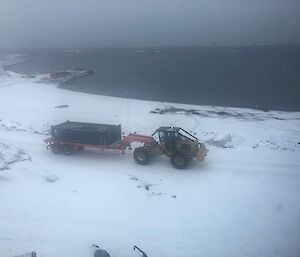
left=158, top=132, right=165, bottom=141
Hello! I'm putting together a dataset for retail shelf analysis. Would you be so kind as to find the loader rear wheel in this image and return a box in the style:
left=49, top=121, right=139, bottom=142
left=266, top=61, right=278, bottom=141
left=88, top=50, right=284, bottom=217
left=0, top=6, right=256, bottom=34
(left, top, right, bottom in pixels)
left=51, top=143, right=62, bottom=154
left=134, top=147, right=150, bottom=165
left=63, top=144, right=75, bottom=155
left=171, top=152, right=190, bottom=169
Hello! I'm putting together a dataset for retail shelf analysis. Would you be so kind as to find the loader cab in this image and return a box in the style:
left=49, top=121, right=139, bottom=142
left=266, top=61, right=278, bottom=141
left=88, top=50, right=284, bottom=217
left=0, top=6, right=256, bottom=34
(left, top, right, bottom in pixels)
left=154, top=126, right=199, bottom=152
left=155, top=127, right=180, bottom=151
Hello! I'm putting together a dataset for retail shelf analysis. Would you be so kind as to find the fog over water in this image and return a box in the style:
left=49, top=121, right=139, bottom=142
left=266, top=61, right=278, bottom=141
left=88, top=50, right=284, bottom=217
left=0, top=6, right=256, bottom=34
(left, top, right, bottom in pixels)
left=0, top=0, right=300, bottom=48
left=1, top=1, right=300, bottom=111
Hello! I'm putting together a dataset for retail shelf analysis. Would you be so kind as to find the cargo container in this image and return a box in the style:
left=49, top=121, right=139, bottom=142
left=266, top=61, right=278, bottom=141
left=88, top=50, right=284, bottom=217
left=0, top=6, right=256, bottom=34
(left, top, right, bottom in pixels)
left=51, top=121, right=121, bottom=146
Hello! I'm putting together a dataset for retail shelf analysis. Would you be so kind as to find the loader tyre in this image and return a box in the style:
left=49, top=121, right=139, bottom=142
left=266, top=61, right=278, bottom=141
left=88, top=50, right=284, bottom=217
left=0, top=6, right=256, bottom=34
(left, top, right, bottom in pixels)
left=171, top=152, right=190, bottom=169
left=51, top=143, right=62, bottom=154
left=134, top=147, right=150, bottom=165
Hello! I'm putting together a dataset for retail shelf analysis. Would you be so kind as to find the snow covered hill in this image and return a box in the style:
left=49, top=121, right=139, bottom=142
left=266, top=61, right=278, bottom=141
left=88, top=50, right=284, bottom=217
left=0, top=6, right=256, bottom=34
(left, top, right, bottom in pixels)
left=0, top=75, right=300, bottom=257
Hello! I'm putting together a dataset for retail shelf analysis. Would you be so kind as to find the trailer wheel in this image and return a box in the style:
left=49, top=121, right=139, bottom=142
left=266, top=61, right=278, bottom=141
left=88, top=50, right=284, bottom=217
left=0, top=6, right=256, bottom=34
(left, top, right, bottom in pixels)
left=171, top=152, right=190, bottom=169
left=63, top=144, right=75, bottom=155
left=134, top=147, right=150, bottom=165
left=76, top=146, right=85, bottom=152
left=51, top=143, right=62, bottom=154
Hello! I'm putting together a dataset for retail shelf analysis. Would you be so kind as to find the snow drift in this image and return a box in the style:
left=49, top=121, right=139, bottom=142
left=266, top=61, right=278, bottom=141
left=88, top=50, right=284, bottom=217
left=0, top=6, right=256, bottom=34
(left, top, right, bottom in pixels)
left=0, top=72, right=300, bottom=257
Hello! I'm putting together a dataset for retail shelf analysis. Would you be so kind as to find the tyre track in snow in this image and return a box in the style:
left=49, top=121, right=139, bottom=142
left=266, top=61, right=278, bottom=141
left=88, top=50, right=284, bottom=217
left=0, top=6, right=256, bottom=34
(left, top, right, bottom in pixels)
left=207, top=160, right=300, bottom=178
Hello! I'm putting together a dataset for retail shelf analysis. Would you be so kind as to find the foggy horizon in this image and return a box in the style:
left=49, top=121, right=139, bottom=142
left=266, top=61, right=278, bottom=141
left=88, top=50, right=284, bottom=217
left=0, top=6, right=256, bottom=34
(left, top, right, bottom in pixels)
left=1, top=0, right=300, bottom=49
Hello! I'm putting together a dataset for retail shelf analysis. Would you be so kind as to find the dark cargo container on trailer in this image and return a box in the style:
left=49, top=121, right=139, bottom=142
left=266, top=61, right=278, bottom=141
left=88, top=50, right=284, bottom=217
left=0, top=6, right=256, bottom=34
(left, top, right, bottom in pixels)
left=51, top=121, right=121, bottom=146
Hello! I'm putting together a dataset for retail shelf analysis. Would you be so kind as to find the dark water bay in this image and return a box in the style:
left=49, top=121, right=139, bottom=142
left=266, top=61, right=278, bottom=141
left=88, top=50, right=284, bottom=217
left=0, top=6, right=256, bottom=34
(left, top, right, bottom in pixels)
left=9, top=45, right=300, bottom=111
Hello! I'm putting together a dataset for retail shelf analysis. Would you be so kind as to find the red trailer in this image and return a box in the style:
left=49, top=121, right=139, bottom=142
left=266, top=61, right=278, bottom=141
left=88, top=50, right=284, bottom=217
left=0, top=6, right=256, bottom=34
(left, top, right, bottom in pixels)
left=44, top=133, right=156, bottom=155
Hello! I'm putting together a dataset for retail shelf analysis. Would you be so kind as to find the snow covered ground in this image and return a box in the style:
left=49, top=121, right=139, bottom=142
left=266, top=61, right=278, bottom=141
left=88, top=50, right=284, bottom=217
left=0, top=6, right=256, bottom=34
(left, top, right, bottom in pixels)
left=0, top=73, right=300, bottom=257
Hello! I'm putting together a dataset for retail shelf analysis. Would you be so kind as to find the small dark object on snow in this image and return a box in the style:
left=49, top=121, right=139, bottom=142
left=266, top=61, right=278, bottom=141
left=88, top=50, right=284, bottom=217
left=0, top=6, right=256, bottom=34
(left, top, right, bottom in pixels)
left=144, top=184, right=152, bottom=191
left=94, top=249, right=111, bottom=257
left=134, top=246, right=148, bottom=257
left=55, top=104, right=69, bottom=109
left=92, top=244, right=110, bottom=257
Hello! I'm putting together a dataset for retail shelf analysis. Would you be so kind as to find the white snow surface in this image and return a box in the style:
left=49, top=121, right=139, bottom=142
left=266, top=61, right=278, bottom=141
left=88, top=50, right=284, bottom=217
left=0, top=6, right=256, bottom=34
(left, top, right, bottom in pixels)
left=0, top=75, right=300, bottom=257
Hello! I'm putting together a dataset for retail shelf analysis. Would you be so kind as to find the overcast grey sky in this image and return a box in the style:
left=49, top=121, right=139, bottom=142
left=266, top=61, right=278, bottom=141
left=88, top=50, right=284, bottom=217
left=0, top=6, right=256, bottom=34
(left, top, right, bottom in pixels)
left=0, top=0, right=299, bottom=48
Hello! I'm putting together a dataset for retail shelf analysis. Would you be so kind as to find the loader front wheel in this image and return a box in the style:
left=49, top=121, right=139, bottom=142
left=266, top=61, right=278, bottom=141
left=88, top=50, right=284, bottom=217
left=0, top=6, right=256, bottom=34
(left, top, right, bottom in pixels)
left=171, top=152, right=190, bottom=169
left=134, top=147, right=150, bottom=165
